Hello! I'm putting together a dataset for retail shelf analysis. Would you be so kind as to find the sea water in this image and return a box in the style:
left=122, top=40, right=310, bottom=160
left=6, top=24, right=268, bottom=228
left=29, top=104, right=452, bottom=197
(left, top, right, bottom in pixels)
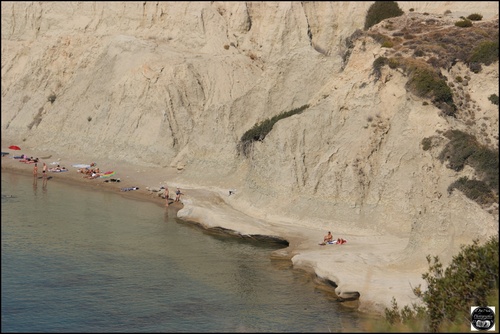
left=1, top=171, right=364, bottom=332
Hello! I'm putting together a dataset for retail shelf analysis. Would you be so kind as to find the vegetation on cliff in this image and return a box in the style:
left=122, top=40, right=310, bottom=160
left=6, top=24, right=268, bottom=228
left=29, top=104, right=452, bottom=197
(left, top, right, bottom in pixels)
left=361, top=7, right=499, bottom=331
left=238, top=104, right=309, bottom=157
left=367, top=6, right=499, bottom=210
left=376, top=236, right=499, bottom=332
left=364, top=1, right=404, bottom=30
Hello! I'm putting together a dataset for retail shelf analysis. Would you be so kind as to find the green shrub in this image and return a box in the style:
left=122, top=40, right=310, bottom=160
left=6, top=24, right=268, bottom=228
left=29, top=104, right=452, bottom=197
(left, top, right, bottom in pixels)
left=413, top=49, right=424, bottom=57
left=467, top=13, right=483, bottom=21
left=369, top=32, right=390, bottom=45
left=421, top=137, right=433, bottom=151
left=448, top=177, right=496, bottom=205
left=438, top=102, right=457, bottom=118
left=468, top=40, right=499, bottom=66
left=372, top=56, right=388, bottom=79
left=381, top=40, right=394, bottom=48
left=438, top=129, right=499, bottom=200
left=383, top=236, right=499, bottom=332
left=47, top=94, right=56, bottom=103
left=387, top=57, right=400, bottom=69
left=407, top=67, right=453, bottom=104
left=488, top=94, right=499, bottom=105
left=455, top=19, right=473, bottom=28
left=239, top=105, right=309, bottom=156
left=470, top=147, right=499, bottom=192
left=389, top=58, right=454, bottom=111
left=364, top=1, right=404, bottom=30
left=469, top=62, right=482, bottom=73
left=438, top=130, right=478, bottom=171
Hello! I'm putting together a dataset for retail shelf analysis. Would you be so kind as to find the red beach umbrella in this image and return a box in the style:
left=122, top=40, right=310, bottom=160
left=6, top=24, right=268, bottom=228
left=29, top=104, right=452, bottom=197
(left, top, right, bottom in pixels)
left=8, top=145, right=21, bottom=150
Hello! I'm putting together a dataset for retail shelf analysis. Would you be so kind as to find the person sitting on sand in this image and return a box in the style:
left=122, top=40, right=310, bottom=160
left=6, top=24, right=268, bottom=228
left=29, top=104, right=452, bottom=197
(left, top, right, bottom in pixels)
left=49, top=165, right=61, bottom=172
left=324, top=231, right=333, bottom=243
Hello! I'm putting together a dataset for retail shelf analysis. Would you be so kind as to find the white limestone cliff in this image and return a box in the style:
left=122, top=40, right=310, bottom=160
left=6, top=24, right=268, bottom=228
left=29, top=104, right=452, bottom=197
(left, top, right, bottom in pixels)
left=2, top=1, right=498, bottom=314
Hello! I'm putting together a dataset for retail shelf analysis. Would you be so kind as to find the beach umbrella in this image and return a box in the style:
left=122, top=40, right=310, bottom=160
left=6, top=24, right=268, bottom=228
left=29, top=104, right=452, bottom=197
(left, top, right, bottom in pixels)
left=8, top=145, right=21, bottom=150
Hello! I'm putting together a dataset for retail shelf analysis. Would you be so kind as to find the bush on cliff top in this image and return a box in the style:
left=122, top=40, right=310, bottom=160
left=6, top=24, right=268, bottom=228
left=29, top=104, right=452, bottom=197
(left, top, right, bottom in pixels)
left=468, top=40, right=499, bottom=66
left=364, top=1, right=404, bottom=30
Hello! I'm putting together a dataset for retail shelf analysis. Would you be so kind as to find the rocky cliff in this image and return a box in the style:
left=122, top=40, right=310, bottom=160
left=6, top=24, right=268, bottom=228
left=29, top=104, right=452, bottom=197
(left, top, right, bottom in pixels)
left=2, top=1, right=498, bottom=293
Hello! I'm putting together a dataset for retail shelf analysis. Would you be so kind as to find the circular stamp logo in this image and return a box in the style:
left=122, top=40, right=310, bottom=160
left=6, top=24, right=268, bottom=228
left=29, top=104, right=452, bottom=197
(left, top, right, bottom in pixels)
left=471, top=306, right=495, bottom=331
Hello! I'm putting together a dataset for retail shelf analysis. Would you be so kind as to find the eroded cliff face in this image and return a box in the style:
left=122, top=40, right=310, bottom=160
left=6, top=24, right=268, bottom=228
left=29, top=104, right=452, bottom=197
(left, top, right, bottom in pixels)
left=2, top=2, right=498, bottom=267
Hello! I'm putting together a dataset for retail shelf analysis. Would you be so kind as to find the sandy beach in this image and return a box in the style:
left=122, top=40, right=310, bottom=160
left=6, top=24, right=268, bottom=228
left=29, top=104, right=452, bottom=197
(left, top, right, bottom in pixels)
left=1, top=143, right=427, bottom=317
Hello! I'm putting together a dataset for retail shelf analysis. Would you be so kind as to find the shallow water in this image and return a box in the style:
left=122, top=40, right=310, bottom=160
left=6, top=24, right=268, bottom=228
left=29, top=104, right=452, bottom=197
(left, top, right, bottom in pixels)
left=1, top=171, right=364, bottom=332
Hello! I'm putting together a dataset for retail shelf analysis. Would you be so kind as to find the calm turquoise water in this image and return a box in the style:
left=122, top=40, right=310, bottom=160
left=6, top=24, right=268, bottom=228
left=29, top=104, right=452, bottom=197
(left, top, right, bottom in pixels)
left=1, top=171, right=364, bottom=332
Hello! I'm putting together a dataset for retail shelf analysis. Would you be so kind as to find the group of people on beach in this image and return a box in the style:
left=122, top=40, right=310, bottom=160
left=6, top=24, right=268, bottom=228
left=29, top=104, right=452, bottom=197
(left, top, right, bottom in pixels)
left=32, top=162, right=50, bottom=188
left=18, top=155, right=39, bottom=163
left=49, top=165, right=68, bottom=172
left=19, top=152, right=185, bottom=207
left=33, top=162, right=48, bottom=179
left=79, top=167, right=101, bottom=179
left=163, top=186, right=183, bottom=207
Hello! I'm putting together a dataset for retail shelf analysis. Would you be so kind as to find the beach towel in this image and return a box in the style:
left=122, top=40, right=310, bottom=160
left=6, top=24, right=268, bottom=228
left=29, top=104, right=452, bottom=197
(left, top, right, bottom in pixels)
left=319, top=239, right=347, bottom=246
left=72, top=164, right=91, bottom=169
left=121, top=187, right=139, bottom=192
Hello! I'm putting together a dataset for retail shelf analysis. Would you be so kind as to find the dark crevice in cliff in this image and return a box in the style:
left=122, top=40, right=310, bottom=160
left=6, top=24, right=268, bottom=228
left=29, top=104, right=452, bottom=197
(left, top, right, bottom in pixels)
left=341, top=29, right=364, bottom=71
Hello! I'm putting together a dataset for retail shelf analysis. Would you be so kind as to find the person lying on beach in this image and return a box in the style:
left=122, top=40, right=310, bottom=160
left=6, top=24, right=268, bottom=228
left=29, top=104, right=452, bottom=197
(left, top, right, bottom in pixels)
left=336, top=238, right=347, bottom=245
left=85, top=171, right=101, bottom=179
left=49, top=165, right=65, bottom=172
left=121, top=187, right=139, bottom=192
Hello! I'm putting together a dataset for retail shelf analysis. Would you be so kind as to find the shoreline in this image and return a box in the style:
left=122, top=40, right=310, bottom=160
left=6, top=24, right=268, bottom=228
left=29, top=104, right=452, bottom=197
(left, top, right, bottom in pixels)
left=1, top=150, right=186, bottom=211
left=1, top=147, right=424, bottom=317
